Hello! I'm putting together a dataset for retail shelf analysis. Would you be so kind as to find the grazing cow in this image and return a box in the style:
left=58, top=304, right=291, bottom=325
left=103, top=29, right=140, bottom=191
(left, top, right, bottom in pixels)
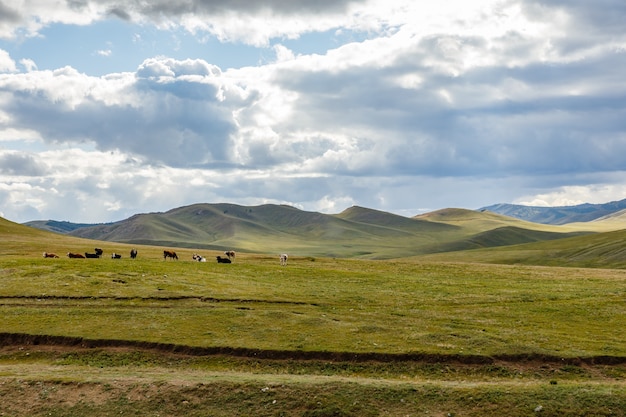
left=85, top=252, right=100, bottom=258
left=224, top=250, right=236, bottom=260
left=43, top=252, right=59, bottom=258
left=94, top=248, right=103, bottom=256
left=163, top=250, right=178, bottom=260
left=130, top=248, right=138, bottom=259
left=111, top=253, right=122, bottom=259
left=192, top=254, right=206, bottom=262
left=279, top=253, right=288, bottom=266
left=67, top=252, right=85, bottom=258
left=216, top=256, right=232, bottom=264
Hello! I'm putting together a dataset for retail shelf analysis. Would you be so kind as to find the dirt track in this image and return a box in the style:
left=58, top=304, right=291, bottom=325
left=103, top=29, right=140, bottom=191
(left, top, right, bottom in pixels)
left=2, top=333, right=625, bottom=417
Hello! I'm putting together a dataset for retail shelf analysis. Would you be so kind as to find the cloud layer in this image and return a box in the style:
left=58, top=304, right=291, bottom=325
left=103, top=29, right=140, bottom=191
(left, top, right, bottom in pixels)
left=1, top=0, right=626, bottom=222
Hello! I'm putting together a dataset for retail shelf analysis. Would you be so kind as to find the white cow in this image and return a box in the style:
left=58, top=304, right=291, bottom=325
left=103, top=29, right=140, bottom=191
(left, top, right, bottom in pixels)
left=279, top=253, right=288, bottom=266
left=192, top=254, right=207, bottom=262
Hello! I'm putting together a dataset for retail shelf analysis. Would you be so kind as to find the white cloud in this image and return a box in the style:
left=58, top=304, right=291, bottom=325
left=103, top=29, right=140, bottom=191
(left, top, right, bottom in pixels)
left=516, top=183, right=626, bottom=207
left=0, top=49, right=17, bottom=72
left=1, top=1, right=626, bottom=222
left=19, top=58, right=37, bottom=72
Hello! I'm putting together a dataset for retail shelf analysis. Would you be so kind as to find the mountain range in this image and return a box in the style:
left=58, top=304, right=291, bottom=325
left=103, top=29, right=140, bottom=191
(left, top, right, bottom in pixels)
left=23, top=200, right=626, bottom=259
left=480, top=198, right=626, bottom=224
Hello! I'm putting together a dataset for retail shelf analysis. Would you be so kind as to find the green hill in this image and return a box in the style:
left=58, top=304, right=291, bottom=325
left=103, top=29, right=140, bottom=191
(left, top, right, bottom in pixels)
left=415, top=207, right=588, bottom=233
left=5, top=203, right=626, bottom=266
left=417, top=227, right=626, bottom=268
left=55, top=204, right=594, bottom=259
left=0, top=216, right=135, bottom=258
left=15, top=203, right=626, bottom=260
left=23, top=219, right=110, bottom=234
left=67, top=203, right=460, bottom=258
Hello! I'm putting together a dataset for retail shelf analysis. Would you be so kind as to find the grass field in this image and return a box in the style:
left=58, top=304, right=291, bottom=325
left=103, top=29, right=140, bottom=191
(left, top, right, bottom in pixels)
left=1, top=217, right=625, bottom=416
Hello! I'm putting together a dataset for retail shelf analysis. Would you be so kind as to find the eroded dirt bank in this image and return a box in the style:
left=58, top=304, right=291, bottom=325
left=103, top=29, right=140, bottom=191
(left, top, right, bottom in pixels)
left=2, top=332, right=624, bottom=366
left=1, top=333, right=625, bottom=417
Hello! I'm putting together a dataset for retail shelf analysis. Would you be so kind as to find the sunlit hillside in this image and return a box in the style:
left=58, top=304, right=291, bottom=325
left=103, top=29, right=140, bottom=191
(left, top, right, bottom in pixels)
left=416, top=227, right=626, bottom=269
left=15, top=204, right=611, bottom=259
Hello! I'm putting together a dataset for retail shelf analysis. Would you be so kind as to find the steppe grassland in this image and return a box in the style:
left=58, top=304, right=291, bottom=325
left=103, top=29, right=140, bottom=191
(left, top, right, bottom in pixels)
left=1, top=249, right=624, bottom=357
left=1, top=223, right=625, bottom=416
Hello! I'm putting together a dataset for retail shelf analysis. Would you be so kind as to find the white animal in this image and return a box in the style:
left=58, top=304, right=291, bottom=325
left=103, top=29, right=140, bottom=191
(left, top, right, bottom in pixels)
left=192, top=254, right=206, bottom=262
left=279, top=253, right=288, bottom=266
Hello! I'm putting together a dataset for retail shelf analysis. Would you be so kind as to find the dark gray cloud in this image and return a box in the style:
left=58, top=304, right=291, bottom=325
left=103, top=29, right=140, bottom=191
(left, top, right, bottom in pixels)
left=521, top=0, right=626, bottom=55
left=0, top=153, right=48, bottom=176
left=113, top=0, right=364, bottom=18
left=0, top=60, right=240, bottom=167
left=0, top=2, right=20, bottom=24
left=107, top=7, right=131, bottom=21
left=267, top=26, right=626, bottom=180
left=524, top=0, right=626, bottom=32
left=4, top=95, right=236, bottom=168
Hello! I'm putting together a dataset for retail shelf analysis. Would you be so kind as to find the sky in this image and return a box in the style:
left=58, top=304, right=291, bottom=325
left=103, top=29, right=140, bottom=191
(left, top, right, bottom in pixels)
left=1, top=0, right=626, bottom=223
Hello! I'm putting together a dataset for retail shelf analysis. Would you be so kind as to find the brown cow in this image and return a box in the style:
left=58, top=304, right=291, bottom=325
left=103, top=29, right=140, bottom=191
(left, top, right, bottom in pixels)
left=163, top=250, right=178, bottom=260
left=67, top=252, right=85, bottom=258
left=43, top=252, right=59, bottom=258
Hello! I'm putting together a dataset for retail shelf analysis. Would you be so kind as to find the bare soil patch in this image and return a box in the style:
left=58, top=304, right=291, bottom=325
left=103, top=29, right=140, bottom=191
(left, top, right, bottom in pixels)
left=2, top=336, right=625, bottom=417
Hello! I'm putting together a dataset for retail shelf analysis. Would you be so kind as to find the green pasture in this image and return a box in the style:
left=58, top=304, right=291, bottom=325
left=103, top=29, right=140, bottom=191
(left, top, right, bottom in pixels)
left=1, top=252, right=624, bottom=358
left=2, top=218, right=626, bottom=416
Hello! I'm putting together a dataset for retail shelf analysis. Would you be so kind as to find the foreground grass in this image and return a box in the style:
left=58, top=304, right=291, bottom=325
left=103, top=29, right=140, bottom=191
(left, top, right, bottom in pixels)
left=1, top=347, right=625, bottom=417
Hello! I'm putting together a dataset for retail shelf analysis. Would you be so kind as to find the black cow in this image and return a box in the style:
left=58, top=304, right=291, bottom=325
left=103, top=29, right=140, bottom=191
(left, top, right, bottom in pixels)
left=111, top=253, right=122, bottom=259
left=94, top=248, right=103, bottom=256
left=85, top=252, right=100, bottom=258
left=130, top=248, right=138, bottom=259
left=216, top=256, right=232, bottom=264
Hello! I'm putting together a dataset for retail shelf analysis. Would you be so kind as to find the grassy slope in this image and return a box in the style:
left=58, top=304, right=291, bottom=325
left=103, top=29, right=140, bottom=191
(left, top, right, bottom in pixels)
left=67, top=203, right=462, bottom=258
left=63, top=204, right=612, bottom=259
left=417, top=227, right=626, bottom=268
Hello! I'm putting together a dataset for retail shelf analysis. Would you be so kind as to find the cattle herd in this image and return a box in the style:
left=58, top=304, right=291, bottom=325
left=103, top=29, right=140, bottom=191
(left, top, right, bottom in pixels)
left=52, top=247, right=134, bottom=259
left=43, top=248, right=289, bottom=265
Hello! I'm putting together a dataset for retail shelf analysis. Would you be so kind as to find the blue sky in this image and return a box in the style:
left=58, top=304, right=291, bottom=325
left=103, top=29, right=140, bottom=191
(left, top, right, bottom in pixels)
left=3, top=20, right=269, bottom=73
left=1, top=0, right=626, bottom=223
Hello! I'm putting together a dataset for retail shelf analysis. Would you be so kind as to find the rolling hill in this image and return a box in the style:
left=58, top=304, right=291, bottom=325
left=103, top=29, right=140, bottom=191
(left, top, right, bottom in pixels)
left=5, top=201, right=626, bottom=266
left=417, top=227, right=626, bottom=269
left=21, top=203, right=599, bottom=259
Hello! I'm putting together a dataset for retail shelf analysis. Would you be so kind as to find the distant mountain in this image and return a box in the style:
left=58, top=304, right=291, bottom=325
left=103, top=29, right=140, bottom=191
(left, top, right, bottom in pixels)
left=22, top=203, right=590, bottom=259
left=23, top=220, right=111, bottom=234
left=480, top=199, right=626, bottom=225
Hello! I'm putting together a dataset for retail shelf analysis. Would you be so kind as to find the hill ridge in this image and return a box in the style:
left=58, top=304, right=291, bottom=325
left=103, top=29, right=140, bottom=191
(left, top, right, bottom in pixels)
left=481, top=198, right=626, bottom=225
